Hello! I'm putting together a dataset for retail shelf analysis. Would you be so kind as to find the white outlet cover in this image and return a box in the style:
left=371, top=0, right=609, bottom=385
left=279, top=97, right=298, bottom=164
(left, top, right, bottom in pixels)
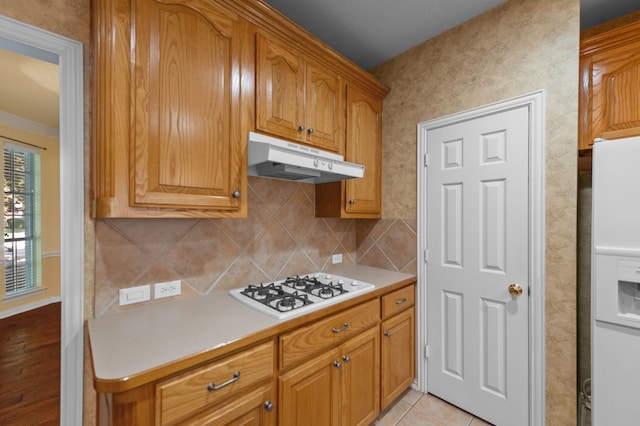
left=154, top=280, right=181, bottom=299
left=332, top=253, right=343, bottom=264
left=119, top=284, right=151, bottom=306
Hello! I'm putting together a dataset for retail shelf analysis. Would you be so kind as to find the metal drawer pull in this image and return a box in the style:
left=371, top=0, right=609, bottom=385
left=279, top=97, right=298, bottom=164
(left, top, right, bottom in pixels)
left=207, top=371, right=240, bottom=391
left=342, top=355, right=351, bottom=363
left=384, top=331, right=392, bottom=337
left=264, top=400, right=274, bottom=412
left=332, top=322, right=349, bottom=333
left=395, top=297, right=408, bottom=305
left=333, top=360, right=342, bottom=369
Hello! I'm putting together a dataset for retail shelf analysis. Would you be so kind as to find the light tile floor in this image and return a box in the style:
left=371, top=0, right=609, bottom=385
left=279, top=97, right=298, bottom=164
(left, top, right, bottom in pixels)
left=374, top=389, right=494, bottom=426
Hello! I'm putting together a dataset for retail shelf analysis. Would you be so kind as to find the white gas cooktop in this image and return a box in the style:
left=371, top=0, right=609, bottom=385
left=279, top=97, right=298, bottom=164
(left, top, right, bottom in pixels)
left=229, top=273, right=375, bottom=320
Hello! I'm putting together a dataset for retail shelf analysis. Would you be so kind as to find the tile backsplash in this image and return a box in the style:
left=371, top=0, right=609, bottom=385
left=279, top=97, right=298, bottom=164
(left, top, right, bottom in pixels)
left=94, top=177, right=358, bottom=316
left=94, top=177, right=418, bottom=317
left=356, top=219, right=417, bottom=275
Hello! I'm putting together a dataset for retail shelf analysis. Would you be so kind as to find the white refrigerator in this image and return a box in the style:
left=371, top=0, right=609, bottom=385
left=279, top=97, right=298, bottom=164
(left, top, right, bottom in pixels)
left=592, top=136, right=640, bottom=425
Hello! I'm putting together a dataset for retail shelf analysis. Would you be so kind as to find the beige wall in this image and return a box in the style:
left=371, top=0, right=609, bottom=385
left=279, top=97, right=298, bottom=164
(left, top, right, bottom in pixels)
left=368, top=0, right=579, bottom=423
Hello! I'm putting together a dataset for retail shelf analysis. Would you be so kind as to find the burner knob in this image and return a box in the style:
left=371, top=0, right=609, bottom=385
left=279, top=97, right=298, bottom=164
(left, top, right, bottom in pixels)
left=326, top=274, right=332, bottom=280
left=351, top=280, right=359, bottom=286
left=338, top=279, right=344, bottom=285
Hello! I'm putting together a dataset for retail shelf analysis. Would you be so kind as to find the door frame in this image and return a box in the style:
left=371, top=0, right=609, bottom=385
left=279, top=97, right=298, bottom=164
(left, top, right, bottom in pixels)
left=0, top=16, right=85, bottom=425
left=416, top=90, right=545, bottom=425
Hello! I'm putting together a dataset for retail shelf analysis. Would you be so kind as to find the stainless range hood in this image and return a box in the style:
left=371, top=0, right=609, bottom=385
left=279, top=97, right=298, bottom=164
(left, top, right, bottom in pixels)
left=247, top=132, right=364, bottom=184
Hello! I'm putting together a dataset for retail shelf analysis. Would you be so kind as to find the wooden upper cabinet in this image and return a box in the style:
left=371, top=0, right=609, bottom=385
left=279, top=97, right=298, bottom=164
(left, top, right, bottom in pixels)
left=256, top=34, right=344, bottom=153
left=345, top=85, right=382, bottom=216
left=316, top=84, right=382, bottom=218
left=93, top=0, right=253, bottom=217
left=579, top=19, right=640, bottom=151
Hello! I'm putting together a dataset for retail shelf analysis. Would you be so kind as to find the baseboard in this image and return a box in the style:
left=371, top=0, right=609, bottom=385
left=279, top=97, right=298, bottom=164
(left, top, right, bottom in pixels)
left=0, top=296, right=61, bottom=319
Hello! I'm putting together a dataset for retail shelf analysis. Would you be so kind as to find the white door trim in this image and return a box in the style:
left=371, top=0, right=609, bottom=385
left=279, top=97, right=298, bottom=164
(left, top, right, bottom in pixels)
left=0, top=16, right=85, bottom=425
left=417, top=90, right=545, bottom=425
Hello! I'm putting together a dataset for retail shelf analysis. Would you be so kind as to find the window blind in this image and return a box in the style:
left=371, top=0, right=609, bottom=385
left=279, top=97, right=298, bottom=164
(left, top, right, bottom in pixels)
left=4, top=144, right=41, bottom=296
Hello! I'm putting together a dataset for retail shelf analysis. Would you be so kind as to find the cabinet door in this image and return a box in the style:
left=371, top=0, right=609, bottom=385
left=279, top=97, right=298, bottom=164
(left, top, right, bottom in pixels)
left=132, top=0, right=247, bottom=209
left=588, top=39, right=640, bottom=146
left=340, top=327, right=379, bottom=426
left=181, top=382, right=276, bottom=426
left=345, top=85, right=382, bottom=216
left=256, top=35, right=305, bottom=143
left=381, top=307, right=415, bottom=409
left=305, top=59, right=344, bottom=152
left=279, top=349, right=341, bottom=426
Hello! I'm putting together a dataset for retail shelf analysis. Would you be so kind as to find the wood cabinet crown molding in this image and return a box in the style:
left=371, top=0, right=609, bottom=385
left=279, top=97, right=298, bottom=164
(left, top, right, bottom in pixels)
left=214, top=0, right=388, bottom=98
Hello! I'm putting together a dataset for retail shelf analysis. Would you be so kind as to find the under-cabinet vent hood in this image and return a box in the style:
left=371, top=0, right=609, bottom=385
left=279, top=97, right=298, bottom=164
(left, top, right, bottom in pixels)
left=247, top=132, right=364, bottom=184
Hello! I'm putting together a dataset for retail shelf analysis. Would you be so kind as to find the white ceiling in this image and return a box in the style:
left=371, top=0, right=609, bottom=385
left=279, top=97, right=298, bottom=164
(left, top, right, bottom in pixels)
left=0, top=48, right=59, bottom=129
left=263, top=0, right=640, bottom=70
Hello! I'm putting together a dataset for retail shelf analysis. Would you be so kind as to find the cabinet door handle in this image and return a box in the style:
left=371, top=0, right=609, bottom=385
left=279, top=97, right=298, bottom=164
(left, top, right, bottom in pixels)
left=332, top=322, right=349, bottom=333
left=348, top=199, right=356, bottom=205
left=395, top=297, right=408, bottom=305
left=333, top=360, right=342, bottom=369
left=207, top=371, right=240, bottom=391
left=307, top=128, right=314, bottom=134
left=342, top=355, right=351, bottom=363
left=384, top=331, right=392, bottom=337
left=264, top=400, right=274, bottom=412
left=298, top=125, right=305, bottom=131
left=232, top=191, right=241, bottom=198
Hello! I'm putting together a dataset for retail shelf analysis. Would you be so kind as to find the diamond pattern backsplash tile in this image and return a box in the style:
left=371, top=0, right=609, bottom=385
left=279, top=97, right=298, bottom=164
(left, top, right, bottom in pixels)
left=94, top=177, right=417, bottom=317
left=356, top=219, right=417, bottom=276
left=94, top=177, right=357, bottom=316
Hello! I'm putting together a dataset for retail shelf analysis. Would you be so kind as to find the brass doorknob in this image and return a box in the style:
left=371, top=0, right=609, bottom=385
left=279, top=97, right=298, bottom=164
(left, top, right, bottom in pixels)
left=508, top=283, right=523, bottom=297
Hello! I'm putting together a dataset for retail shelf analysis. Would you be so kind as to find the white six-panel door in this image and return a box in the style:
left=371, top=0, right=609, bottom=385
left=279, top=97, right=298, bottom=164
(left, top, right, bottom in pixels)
left=425, top=105, right=530, bottom=425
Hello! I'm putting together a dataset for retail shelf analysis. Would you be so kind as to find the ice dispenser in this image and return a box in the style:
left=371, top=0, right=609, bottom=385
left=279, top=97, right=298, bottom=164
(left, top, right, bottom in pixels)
left=618, top=260, right=640, bottom=319
left=594, top=255, right=640, bottom=329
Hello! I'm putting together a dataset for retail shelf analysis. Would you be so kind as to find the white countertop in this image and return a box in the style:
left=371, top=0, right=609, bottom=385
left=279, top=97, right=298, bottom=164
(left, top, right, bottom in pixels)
left=88, top=265, right=415, bottom=388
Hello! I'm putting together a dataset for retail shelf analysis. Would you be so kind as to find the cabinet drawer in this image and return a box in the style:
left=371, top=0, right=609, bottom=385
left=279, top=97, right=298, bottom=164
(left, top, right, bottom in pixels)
left=279, top=299, right=380, bottom=369
left=156, top=341, right=274, bottom=425
left=381, top=285, right=415, bottom=319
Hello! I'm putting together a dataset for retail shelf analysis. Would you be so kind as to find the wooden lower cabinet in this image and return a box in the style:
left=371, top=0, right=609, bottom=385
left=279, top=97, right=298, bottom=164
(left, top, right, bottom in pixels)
left=340, top=327, right=380, bottom=426
left=180, top=382, right=276, bottom=426
left=380, top=307, right=415, bottom=409
left=94, top=284, right=417, bottom=426
left=279, top=326, right=379, bottom=426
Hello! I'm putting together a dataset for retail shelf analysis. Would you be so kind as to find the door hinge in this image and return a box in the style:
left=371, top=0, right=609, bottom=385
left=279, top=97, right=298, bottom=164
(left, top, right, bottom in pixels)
left=425, top=344, right=430, bottom=359
left=424, top=249, right=429, bottom=263
left=424, top=153, right=430, bottom=167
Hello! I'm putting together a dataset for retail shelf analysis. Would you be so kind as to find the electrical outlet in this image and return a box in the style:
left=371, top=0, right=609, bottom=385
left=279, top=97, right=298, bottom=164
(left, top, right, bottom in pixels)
left=332, top=253, right=343, bottom=264
left=119, top=284, right=151, bottom=306
left=154, top=280, right=181, bottom=299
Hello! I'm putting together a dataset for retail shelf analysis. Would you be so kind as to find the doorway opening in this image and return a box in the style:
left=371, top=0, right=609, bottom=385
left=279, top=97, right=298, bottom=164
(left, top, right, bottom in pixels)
left=0, top=16, right=84, bottom=425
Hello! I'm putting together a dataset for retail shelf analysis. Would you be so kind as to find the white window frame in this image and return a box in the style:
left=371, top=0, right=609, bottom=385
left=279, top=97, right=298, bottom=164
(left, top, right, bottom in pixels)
left=3, top=142, right=42, bottom=299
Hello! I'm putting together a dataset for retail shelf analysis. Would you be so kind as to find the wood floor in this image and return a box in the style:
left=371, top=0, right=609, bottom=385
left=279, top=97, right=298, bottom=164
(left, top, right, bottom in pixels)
left=0, top=302, right=60, bottom=425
